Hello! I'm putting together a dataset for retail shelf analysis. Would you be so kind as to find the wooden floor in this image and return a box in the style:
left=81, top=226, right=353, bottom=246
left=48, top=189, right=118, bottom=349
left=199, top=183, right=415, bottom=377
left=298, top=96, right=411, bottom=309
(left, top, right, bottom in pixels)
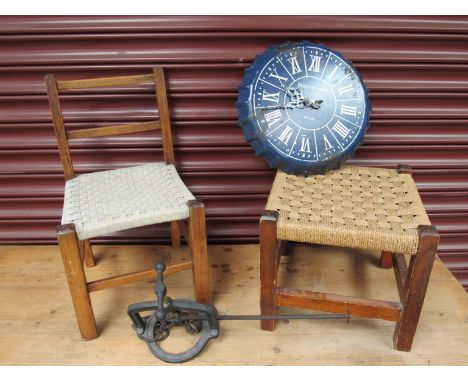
left=1, top=243, right=467, bottom=365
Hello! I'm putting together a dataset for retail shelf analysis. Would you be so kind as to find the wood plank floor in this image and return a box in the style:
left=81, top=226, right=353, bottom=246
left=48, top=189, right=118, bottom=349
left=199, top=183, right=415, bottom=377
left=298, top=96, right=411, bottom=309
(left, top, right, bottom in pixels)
left=0, top=243, right=467, bottom=365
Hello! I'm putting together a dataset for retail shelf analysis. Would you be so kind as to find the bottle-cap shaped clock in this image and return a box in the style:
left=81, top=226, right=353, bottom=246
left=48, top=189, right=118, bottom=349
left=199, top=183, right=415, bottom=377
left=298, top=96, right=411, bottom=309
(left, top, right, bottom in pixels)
left=237, top=41, right=371, bottom=176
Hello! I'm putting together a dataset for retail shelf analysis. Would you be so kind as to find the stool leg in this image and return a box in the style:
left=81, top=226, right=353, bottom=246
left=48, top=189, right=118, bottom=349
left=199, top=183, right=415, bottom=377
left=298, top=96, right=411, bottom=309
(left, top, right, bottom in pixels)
left=82, top=239, right=96, bottom=268
left=57, top=224, right=98, bottom=340
left=379, top=251, right=393, bottom=268
left=260, top=210, right=279, bottom=331
left=393, top=225, right=439, bottom=351
left=170, top=221, right=181, bottom=249
left=188, top=200, right=210, bottom=304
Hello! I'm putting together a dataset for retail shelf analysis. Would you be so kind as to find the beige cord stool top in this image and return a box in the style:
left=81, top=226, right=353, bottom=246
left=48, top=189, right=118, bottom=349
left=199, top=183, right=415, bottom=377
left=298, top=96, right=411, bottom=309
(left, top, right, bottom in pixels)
left=266, top=166, right=430, bottom=254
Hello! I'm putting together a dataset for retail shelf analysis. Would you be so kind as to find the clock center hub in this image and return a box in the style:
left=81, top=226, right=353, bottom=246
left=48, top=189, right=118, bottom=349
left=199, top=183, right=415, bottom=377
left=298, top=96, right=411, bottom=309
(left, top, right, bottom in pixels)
left=285, top=77, right=336, bottom=131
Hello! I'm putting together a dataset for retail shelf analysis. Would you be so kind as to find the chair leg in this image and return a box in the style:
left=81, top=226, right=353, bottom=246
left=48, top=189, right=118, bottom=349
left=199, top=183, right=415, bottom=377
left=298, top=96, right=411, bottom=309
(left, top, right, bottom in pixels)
left=379, top=251, right=393, bottom=268
left=82, top=239, right=96, bottom=268
left=393, top=225, right=439, bottom=351
left=57, top=224, right=98, bottom=340
left=170, top=221, right=181, bottom=249
left=188, top=200, right=210, bottom=304
left=260, top=210, right=279, bottom=331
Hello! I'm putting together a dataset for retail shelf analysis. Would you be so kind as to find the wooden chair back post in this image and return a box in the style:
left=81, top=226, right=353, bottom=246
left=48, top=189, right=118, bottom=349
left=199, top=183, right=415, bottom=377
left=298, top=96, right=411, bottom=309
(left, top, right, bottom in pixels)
left=44, top=67, right=175, bottom=179
left=153, top=68, right=175, bottom=164
left=45, top=74, right=75, bottom=180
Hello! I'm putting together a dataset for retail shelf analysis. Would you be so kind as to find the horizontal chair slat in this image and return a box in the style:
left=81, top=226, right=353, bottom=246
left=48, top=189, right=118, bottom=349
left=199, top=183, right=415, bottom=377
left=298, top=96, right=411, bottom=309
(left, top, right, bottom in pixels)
left=87, top=260, right=193, bottom=293
left=57, top=74, right=154, bottom=90
left=67, top=120, right=161, bottom=139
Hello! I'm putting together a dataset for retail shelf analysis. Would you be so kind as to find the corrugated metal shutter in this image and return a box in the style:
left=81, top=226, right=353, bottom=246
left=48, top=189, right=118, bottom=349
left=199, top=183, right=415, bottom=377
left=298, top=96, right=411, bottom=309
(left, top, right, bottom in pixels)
left=0, top=16, right=467, bottom=290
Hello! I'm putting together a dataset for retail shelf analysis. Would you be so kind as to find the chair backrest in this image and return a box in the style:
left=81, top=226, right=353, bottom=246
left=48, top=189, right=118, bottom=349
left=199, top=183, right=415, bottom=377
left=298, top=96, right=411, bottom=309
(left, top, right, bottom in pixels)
left=45, top=67, right=175, bottom=180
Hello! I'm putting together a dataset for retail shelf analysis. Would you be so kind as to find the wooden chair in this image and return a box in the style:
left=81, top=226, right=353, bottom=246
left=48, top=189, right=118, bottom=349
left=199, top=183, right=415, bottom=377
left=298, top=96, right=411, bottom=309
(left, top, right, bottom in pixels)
left=260, top=165, right=439, bottom=351
left=45, top=68, right=210, bottom=340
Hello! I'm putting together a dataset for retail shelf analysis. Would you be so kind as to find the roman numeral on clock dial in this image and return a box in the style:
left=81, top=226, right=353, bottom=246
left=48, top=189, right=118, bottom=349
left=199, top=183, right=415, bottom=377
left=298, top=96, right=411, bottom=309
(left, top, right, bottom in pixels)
left=287, top=56, right=302, bottom=75
left=327, top=66, right=338, bottom=80
left=308, top=55, right=321, bottom=72
left=337, top=84, right=353, bottom=96
left=332, top=120, right=350, bottom=138
left=262, top=90, right=280, bottom=103
left=323, top=135, right=334, bottom=150
left=264, top=109, right=282, bottom=127
left=341, top=104, right=357, bottom=116
left=278, top=125, right=293, bottom=145
left=299, top=135, right=311, bottom=153
left=269, top=68, right=288, bottom=82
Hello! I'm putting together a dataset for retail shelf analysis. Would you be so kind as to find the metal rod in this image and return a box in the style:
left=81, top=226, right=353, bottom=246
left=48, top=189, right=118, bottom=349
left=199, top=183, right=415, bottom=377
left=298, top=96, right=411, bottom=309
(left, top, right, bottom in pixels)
left=217, top=313, right=348, bottom=321
left=179, top=313, right=349, bottom=321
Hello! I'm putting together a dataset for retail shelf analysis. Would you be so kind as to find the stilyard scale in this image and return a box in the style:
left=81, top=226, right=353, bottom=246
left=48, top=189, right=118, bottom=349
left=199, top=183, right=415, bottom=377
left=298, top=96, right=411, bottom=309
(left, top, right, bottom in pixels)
left=128, top=262, right=349, bottom=363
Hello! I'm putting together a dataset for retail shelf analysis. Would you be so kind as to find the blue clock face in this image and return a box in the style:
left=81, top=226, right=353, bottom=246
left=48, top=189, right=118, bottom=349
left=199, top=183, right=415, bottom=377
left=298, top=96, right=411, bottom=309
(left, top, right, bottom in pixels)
left=237, top=41, right=371, bottom=175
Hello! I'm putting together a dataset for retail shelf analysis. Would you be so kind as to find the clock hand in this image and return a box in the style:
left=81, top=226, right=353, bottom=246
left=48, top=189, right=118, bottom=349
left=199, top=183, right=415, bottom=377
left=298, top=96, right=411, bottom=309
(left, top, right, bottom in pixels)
left=260, top=89, right=324, bottom=111
left=257, top=87, right=302, bottom=111
left=259, top=97, right=323, bottom=112
left=276, top=86, right=294, bottom=100
left=257, top=105, right=285, bottom=111
left=258, top=102, right=296, bottom=111
left=259, top=96, right=311, bottom=111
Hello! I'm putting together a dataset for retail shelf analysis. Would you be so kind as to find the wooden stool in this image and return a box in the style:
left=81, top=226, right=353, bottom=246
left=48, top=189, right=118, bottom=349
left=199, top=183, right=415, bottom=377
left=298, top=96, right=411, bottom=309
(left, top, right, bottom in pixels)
left=260, top=165, right=439, bottom=351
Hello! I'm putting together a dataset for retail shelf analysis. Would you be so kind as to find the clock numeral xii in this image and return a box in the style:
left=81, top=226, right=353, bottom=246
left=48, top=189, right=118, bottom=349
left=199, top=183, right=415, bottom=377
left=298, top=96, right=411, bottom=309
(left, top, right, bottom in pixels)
left=309, top=55, right=321, bottom=72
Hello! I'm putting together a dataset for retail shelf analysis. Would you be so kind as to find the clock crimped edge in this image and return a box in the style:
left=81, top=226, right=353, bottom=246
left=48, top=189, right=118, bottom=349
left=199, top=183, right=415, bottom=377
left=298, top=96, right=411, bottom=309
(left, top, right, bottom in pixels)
left=236, top=40, right=371, bottom=177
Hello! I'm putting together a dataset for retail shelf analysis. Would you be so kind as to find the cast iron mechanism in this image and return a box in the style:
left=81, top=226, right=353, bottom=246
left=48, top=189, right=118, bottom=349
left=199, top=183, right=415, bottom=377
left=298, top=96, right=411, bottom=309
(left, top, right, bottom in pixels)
left=128, top=262, right=349, bottom=363
left=127, top=262, right=219, bottom=363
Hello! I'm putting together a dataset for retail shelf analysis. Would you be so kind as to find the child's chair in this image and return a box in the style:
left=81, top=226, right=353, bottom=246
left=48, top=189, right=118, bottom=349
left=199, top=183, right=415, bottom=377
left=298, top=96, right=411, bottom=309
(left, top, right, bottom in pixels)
left=45, top=68, right=210, bottom=340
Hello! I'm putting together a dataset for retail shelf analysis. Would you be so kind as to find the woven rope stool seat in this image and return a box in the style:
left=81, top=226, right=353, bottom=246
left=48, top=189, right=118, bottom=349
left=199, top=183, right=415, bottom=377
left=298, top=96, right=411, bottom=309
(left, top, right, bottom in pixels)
left=62, top=163, right=194, bottom=240
left=265, top=166, right=430, bottom=254
left=260, top=164, right=439, bottom=352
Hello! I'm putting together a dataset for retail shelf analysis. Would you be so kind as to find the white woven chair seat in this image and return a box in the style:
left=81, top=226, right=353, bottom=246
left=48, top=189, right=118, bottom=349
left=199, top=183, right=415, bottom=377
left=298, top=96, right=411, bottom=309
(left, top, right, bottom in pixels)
left=61, top=163, right=194, bottom=240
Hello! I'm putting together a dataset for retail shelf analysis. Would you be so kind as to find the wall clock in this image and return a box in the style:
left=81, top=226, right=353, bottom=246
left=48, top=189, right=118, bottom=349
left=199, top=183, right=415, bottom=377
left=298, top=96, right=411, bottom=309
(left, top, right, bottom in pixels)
left=237, top=41, right=371, bottom=175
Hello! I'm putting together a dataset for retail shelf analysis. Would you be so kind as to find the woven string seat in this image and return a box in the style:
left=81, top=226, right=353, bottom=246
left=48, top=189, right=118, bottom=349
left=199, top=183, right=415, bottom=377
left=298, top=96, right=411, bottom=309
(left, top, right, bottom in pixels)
left=265, top=165, right=431, bottom=254
left=62, top=163, right=194, bottom=240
